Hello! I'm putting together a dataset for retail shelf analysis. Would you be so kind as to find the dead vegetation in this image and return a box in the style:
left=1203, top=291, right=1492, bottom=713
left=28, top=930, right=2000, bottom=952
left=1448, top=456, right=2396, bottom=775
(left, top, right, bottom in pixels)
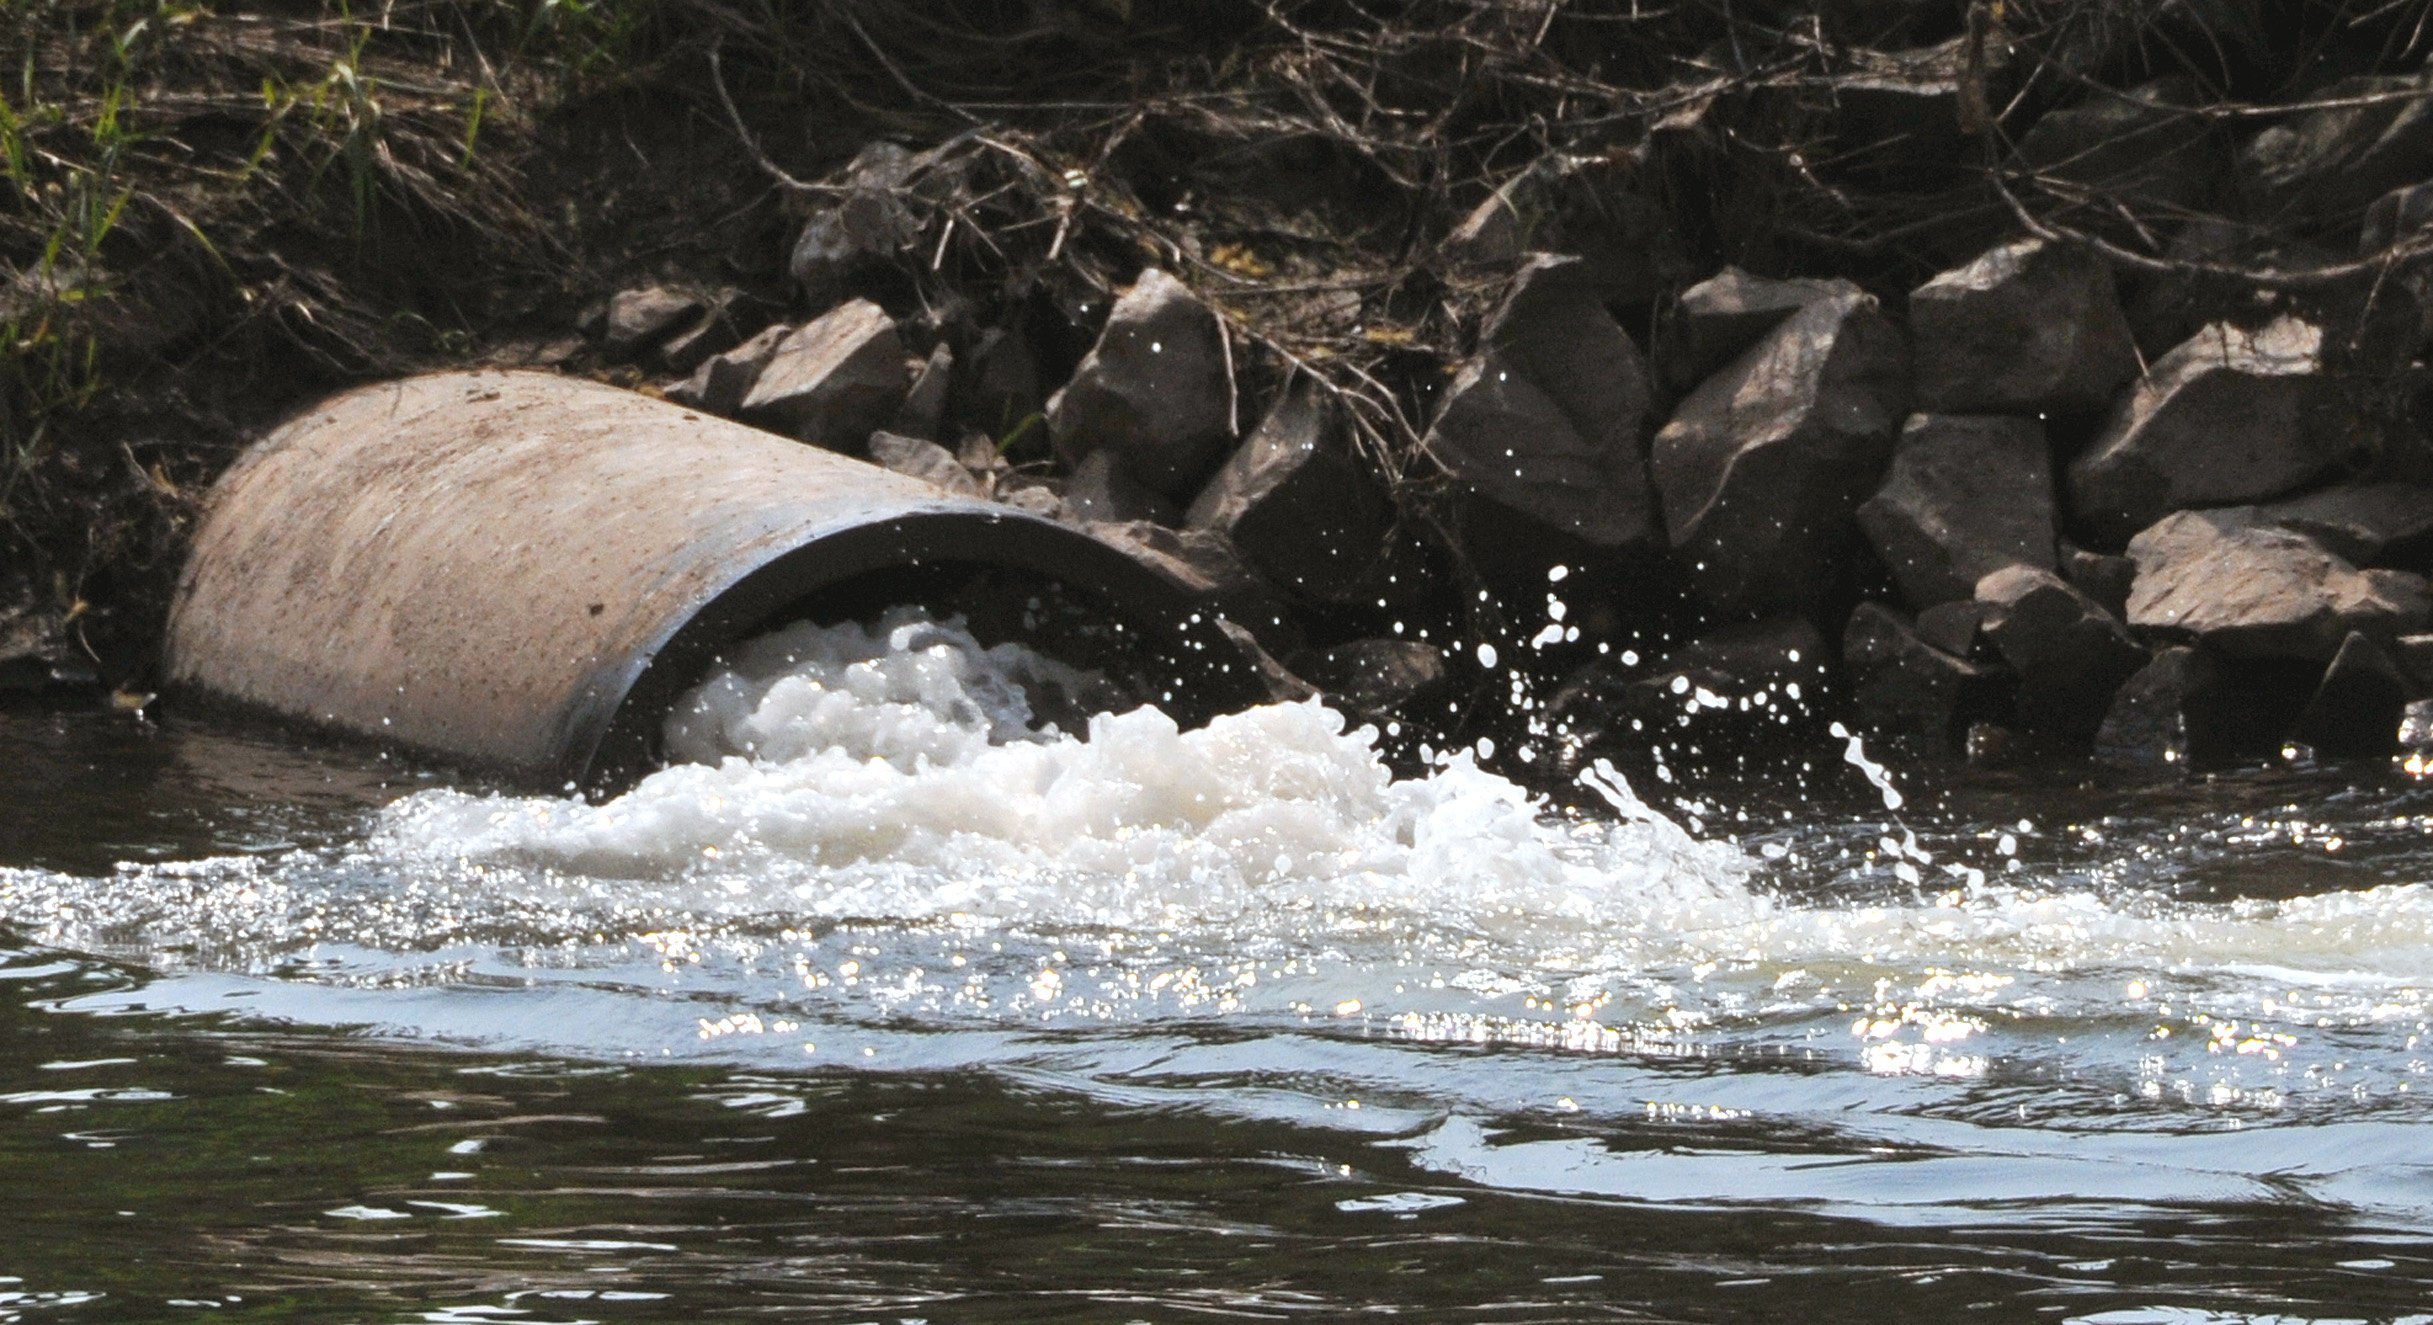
left=5, top=0, right=2431, bottom=678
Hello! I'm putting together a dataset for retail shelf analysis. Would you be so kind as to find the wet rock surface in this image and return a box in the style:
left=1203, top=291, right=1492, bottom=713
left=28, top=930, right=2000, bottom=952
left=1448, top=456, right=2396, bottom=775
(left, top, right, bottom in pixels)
left=1842, top=601, right=1989, bottom=745
left=1975, top=565, right=2146, bottom=739
left=1190, top=381, right=1408, bottom=605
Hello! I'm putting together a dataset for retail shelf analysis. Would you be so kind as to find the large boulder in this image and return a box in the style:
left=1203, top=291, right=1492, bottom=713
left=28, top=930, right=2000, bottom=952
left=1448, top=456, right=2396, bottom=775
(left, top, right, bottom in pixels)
left=2124, top=510, right=2433, bottom=660
left=738, top=299, right=910, bottom=450
left=1189, top=380, right=1409, bottom=604
left=2237, top=67, right=2433, bottom=230
left=1668, top=267, right=1861, bottom=384
left=1908, top=238, right=2139, bottom=414
left=1975, top=565, right=2146, bottom=738
left=1652, top=289, right=1909, bottom=615
left=1856, top=413, right=2056, bottom=607
left=665, top=323, right=790, bottom=415
left=2065, top=316, right=2334, bottom=544
left=601, top=285, right=708, bottom=356
left=1421, top=254, right=1660, bottom=559
left=1842, top=601, right=1989, bottom=746
left=1047, top=269, right=1237, bottom=499
left=2095, top=646, right=2241, bottom=768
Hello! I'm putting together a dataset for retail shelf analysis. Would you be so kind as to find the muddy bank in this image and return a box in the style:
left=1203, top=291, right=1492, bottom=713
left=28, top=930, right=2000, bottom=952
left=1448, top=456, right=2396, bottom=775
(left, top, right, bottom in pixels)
left=7, top=0, right=2433, bottom=786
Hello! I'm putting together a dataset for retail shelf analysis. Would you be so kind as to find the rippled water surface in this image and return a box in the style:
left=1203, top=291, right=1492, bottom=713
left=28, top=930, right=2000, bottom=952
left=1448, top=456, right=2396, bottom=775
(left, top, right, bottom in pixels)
left=8, top=615, right=2433, bottom=1321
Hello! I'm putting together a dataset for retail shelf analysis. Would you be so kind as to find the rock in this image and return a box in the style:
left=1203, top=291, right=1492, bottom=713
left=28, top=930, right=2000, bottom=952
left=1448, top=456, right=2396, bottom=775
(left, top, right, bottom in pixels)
left=1544, top=617, right=1831, bottom=765
left=656, top=297, right=746, bottom=374
left=1818, top=39, right=1978, bottom=179
left=664, top=324, right=790, bottom=415
left=1422, top=254, right=1660, bottom=559
left=1670, top=267, right=1860, bottom=383
left=601, top=285, right=705, bottom=355
left=2206, top=481, right=2433, bottom=568
left=1084, top=521, right=1293, bottom=650
left=1914, top=599, right=1992, bottom=659
left=1842, top=601, right=1989, bottom=746
left=1908, top=238, right=2139, bottom=414
left=2012, top=76, right=2219, bottom=215
left=1047, top=269, right=1236, bottom=498
left=789, top=141, right=926, bottom=303
left=2402, top=698, right=2433, bottom=755
left=1062, top=451, right=1177, bottom=526
left=1656, top=616, right=1830, bottom=700
left=2124, top=509, right=2432, bottom=660
left=1189, top=380, right=1409, bottom=605
left=739, top=299, right=909, bottom=450
left=1652, top=288, right=1909, bottom=614
left=2362, top=180, right=2433, bottom=253
left=2059, top=541, right=2136, bottom=618
left=998, top=482, right=1063, bottom=519
left=2294, top=631, right=2413, bottom=757
left=2096, top=646, right=2235, bottom=768
left=2066, top=316, right=2334, bottom=544
left=1293, top=639, right=1449, bottom=716
left=2237, top=67, right=2433, bottom=230
left=1856, top=413, right=2055, bottom=607
left=1976, top=565, right=2147, bottom=738
left=892, top=343, right=954, bottom=441
left=1216, top=620, right=1319, bottom=704
left=866, top=431, right=984, bottom=499
left=2394, top=634, right=2433, bottom=692
left=952, top=327, right=1045, bottom=442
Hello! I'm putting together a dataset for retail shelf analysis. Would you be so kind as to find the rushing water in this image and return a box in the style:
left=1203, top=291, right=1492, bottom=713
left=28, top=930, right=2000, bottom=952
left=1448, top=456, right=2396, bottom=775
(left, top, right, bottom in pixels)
left=7, top=610, right=2433, bottom=1321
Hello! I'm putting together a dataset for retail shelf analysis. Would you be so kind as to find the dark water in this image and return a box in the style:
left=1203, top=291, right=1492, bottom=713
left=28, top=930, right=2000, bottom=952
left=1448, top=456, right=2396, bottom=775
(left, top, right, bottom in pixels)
left=8, top=707, right=2433, bottom=1322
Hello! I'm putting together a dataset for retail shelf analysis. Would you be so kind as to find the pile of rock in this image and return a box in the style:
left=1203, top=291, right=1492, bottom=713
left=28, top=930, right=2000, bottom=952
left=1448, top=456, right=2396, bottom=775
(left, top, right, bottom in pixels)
left=577, top=76, right=2433, bottom=777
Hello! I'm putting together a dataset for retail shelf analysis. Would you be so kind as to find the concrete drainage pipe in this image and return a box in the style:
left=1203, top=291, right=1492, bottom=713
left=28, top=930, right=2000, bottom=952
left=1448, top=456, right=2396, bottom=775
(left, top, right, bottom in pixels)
left=164, top=370, right=1265, bottom=790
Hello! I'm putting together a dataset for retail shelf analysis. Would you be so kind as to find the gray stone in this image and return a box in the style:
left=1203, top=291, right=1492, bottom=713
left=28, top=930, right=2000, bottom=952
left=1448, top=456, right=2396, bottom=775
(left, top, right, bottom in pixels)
left=998, top=482, right=1064, bottom=519
left=602, top=285, right=705, bottom=355
left=1062, top=451, right=1178, bottom=527
left=739, top=299, right=909, bottom=450
left=2237, top=67, right=2433, bottom=229
left=2013, top=77, right=2219, bottom=215
left=1857, top=413, right=2055, bottom=607
left=2059, top=541, right=2137, bottom=618
left=656, top=298, right=744, bottom=374
left=2124, top=509, right=2432, bottom=660
left=1653, top=289, right=1910, bottom=614
left=1914, top=599, right=1992, bottom=659
left=1294, top=639, right=1449, bottom=716
left=2362, top=180, right=2433, bottom=254
left=1423, top=254, right=1659, bottom=556
left=2066, top=317, right=2333, bottom=544
left=1843, top=601, right=1988, bottom=746
left=1655, top=616, right=1831, bottom=702
left=2096, top=646, right=2228, bottom=769
left=1671, top=267, right=1860, bottom=383
left=2395, top=634, right=2433, bottom=692
left=867, top=431, right=984, bottom=499
left=2294, top=631, right=2413, bottom=757
left=1084, top=521, right=1293, bottom=650
left=1976, top=565, right=2147, bottom=738
left=952, top=327, right=1044, bottom=442
left=1908, top=238, right=2139, bottom=414
left=1217, top=620, right=1320, bottom=704
left=1189, top=380, right=1409, bottom=605
left=2401, top=697, right=2433, bottom=753
left=789, top=142, right=926, bottom=303
left=2205, top=482, right=2433, bottom=568
left=1048, top=269, right=1236, bottom=498
left=892, top=343, right=954, bottom=441
left=664, top=324, right=790, bottom=415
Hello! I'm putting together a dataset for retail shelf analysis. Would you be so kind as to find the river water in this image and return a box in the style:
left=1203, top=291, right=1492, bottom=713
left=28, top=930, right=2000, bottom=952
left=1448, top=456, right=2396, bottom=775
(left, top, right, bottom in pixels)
left=5, top=610, right=2433, bottom=1321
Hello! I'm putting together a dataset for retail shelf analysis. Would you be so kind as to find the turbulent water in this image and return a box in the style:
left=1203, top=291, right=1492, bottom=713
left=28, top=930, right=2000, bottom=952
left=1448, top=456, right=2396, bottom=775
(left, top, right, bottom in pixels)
left=7, top=608, right=2433, bottom=1319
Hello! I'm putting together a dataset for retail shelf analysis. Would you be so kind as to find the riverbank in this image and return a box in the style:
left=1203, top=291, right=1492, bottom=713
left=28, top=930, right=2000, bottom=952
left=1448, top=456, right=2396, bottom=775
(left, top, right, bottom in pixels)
left=8, top=0, right=2433, bottom=786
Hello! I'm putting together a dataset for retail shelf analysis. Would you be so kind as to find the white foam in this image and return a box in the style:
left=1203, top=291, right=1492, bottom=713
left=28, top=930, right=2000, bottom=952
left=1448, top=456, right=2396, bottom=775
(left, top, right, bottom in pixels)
left=376, top=609, right=1756, bottom=939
